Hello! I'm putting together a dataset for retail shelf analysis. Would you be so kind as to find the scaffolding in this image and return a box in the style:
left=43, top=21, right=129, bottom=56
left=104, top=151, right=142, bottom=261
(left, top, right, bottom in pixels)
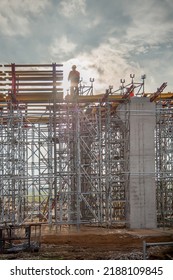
left=155, top=100, right=173, bottom=227
left=0, top=64, right=173, bottom=228
left=46, top=99, right=130, bottom=226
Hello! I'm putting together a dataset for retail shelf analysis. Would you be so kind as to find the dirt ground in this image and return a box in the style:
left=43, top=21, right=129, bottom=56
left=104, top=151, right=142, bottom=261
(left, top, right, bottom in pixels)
left=1, top=225, right=173, bottom=260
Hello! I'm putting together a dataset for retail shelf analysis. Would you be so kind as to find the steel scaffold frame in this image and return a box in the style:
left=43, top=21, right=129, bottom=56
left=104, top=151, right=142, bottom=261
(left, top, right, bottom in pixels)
left=1, top=64, right=173, bottom=228
left=0, top=100, right=130, bottom=226
left=47, top=98, right=130, bottom=226
left=155, top=101, right=173, bottom=227
left=0, top=103, right=56, bottom=224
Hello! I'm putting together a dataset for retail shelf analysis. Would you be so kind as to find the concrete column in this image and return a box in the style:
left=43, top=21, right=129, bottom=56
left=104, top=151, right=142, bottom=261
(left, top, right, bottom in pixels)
left=128, top=97, right=157, bottom=228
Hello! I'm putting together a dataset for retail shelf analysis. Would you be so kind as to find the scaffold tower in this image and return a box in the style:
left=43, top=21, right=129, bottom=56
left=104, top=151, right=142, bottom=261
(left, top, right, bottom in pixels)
left=156, top=100, right=173, bottom=227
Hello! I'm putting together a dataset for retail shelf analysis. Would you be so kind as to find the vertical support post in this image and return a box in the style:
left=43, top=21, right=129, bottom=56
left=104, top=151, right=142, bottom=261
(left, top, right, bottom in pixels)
left=76, top=107, right=81, bottom=228
left=52, top=63, right=58, bottom=224
left=66, top=102, right=71, bottom=224
left=31, top=125, right=35, bottom=222
left=143, top=241, right=147, bottom=259
left=0, top=229, right=3, bottom=252
left=98, top=104, right=103, bottom=223
left=48, top=114, right=53, bottom=224
left=11, top=63, right=16, bottom=97
left=104, top=102, right=111, bottom=225
left=38, top=123, right=41, bottom=221
left=58, top=105, right=63, bottom=225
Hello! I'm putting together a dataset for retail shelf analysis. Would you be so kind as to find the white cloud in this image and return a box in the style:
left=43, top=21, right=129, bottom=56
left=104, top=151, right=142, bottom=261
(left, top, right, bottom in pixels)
left=0, top=13, right=29, bottom=36
left=0, top=0, right=49, bottom=14
left=0, top=0, right=50, bottom=36
left=58, top=0, right=86, bottom=18
left=123, top=0, right=173, bottom=47
left=86, top=16, right=101, bottom=29
left=50, top=36, right=77, bottom=59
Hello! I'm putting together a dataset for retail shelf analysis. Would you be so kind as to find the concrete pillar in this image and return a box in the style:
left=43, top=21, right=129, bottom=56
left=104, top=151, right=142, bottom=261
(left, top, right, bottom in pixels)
left=128, top=97, right=157, bottom=228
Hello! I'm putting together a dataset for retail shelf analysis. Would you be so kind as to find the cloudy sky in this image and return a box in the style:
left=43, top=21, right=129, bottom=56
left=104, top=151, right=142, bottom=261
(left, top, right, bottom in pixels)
left=0, top=0, right=173, bottom=93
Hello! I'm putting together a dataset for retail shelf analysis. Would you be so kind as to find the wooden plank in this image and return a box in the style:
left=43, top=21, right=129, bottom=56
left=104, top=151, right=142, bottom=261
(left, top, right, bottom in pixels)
left=4, top=71, right=63, bottom=75
left=4, top=64, right=63, bottom=67
left=16, top=88, right=63, bottom=91
left=0, top=82, right=62, bottom=86
left=4, top=77, right=63, bottom=81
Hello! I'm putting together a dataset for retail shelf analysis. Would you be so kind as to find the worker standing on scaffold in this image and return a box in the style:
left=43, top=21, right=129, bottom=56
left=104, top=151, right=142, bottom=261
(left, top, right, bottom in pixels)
left=68, top=65, right=80, bottom=96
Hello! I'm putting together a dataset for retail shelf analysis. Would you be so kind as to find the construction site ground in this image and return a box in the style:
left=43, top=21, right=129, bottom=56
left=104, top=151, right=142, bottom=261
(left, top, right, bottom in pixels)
left=0, top=225, right=173, bottom=260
